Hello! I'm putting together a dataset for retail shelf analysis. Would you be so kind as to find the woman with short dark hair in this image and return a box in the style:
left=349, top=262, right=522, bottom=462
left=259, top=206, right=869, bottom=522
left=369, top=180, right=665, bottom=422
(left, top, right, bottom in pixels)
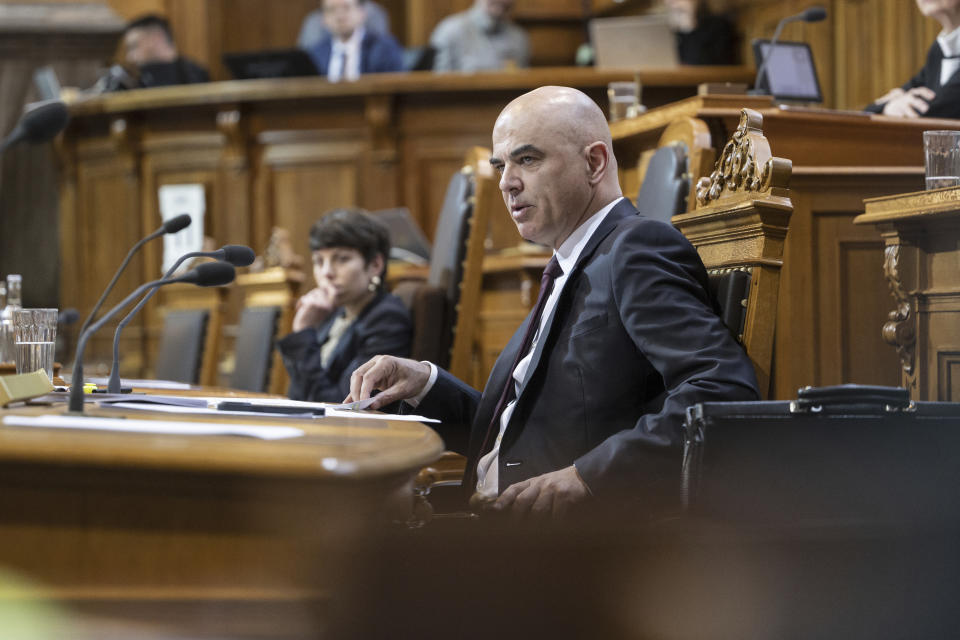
left=277, top=208, right=412, bottom=402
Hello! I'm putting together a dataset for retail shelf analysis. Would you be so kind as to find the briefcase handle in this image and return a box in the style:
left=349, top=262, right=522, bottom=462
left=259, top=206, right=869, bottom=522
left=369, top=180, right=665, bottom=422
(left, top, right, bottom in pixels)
left=792, top=384, right=911, bottom=413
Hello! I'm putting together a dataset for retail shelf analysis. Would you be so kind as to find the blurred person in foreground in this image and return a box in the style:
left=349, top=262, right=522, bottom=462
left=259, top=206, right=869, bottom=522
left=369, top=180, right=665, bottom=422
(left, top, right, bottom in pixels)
left=278, top=209, right=411, bottom=402
left=306, top=0, right=404, bottom=81
left=663, top=0, right=739, bottom=65
left=347, top=86, right=758, bottom=520
left=430, top=0, right=530, bottom=72
left=866, top=0, right=960, bottom=118
left=122, top=14, right=209, bottom=87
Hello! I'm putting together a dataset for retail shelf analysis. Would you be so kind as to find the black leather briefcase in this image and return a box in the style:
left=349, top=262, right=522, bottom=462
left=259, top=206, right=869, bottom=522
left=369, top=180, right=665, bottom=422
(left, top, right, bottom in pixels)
left=682, top=385, right=960, bottom=527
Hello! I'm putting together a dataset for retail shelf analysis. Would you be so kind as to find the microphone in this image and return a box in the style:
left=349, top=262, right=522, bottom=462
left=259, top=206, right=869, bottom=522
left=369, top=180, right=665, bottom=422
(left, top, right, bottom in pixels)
left=105, top=245, right=255, bottom=393
left=0, top=100, right=70, bottom=154
left=750, top=5, right=827, bottom=96
left=78, top=213, right=192, bottom=338
left=68, top=261, right=236, bottom=413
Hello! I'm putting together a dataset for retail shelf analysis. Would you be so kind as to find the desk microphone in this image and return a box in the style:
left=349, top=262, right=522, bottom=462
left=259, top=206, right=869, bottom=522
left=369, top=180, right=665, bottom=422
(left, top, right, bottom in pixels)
left=0, top=100, right=70, bottom=154
left=78, top=213, right=192, bottom=337
left=105, top=245, right=255, bottom=393
left=750, top=6, right=827, bottom=96
left=69, top=261, right=236, bottom=413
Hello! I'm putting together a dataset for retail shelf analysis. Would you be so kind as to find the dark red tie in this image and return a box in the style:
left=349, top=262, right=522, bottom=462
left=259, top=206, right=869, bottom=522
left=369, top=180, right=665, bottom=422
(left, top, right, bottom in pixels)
left=469, top=257, right=563, bottom=488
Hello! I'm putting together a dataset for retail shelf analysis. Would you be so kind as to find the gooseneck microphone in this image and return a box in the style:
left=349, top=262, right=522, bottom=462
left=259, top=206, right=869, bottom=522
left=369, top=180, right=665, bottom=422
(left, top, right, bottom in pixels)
left=0, top=100, right=70, bottom=154
left=78, top=213, right=192, bottom=337
left=69, top=261, right=236, bottom=413
left=750, top=6, right=827, bottom=96
left=105, top=245, right=255, bottom=393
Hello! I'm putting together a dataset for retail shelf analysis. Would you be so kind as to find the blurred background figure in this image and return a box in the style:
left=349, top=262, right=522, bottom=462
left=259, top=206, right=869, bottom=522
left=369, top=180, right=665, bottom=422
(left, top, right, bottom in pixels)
left=297, top=0, right=392, bottom=49
left=865, top=0, right=960, bottom=118
left=430, top=0, right=530, bottom=72
left=122, top=14, right=209, bottom=87
left=663, top=0, right=738, bottom=66
left=305, top=0, right=404, bottom=81
left=277, top=209, right=411, bottom=403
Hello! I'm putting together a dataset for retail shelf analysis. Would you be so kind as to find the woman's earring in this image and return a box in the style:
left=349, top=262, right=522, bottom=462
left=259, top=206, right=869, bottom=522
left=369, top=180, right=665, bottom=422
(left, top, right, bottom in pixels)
left=368, top=275, right=382, bottom=292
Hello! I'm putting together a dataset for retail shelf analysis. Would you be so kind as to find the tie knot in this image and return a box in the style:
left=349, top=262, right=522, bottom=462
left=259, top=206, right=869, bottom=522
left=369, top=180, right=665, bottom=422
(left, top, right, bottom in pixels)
left=542, top=257, right=563, bottom=282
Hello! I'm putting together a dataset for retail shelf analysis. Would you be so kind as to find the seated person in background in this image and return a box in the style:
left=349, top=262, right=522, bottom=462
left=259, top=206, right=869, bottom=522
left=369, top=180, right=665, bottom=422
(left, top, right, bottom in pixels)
left=664, top=0, right=738, bottom=65
left=297, top=0, right=391, bottom=49
left=278, top=209, right=412, bottom=403
left=306, top=0, right=404, bottom=82
left=430, top=0, right=530, bottom=72
left=123, top=14, right=209, bottom=87
left=347, top=87, right=758, bottom=519
left=866, top=0, right=960, bottom=118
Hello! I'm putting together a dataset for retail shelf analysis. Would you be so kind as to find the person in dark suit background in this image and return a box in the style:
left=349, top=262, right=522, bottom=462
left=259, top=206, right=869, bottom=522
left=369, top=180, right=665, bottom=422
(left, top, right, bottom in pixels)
left=278, top=209, right=412, bottom=403
left=866, top=0, right=960, bottom=118
left=347, top=86, right=758, bottom=519
left=122, top=14, right=209, bottom=88
left=664, top=0, right=739, bottom=66
left=306, top=0, right=404, bottom=82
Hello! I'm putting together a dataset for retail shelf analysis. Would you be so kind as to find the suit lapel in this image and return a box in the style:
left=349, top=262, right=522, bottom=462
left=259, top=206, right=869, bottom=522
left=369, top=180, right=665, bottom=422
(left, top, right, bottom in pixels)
left=514, top=198, right=637, bottom=399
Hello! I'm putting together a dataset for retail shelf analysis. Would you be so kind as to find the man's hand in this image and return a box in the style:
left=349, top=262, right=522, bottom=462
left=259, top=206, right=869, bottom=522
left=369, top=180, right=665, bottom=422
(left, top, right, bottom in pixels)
left=291, top=283, right=336, bottom=332
left=878, top=86, right=936, bottom=118
left=346, top=356, right=431, bottom=410
left=485, top=465, right=591, bottom=520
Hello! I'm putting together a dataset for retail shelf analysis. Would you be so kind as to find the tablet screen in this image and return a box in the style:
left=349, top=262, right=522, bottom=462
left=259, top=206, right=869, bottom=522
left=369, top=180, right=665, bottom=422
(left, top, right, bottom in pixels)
left=752, top=39, right=823, bottom=103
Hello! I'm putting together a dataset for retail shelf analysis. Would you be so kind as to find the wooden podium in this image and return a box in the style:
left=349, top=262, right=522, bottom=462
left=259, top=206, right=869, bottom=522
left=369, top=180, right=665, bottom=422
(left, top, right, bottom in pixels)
left=856, top=187, right=960, bottom=401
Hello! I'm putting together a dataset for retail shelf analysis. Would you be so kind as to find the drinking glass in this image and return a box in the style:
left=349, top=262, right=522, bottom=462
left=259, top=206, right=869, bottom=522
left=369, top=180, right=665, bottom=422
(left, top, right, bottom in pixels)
left=923, top=130, right=960, bottom=190
left=13, top=308, right=57, bottom=381
left=607, top=81, right=642, bottom=122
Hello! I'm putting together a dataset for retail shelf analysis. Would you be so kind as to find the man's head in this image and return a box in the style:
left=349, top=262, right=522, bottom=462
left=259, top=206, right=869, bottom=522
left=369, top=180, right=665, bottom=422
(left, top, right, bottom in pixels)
left=476, top=0, right=515, bottom=21
left=323, top=0, right=367, bottom=41
left=916, top=0, right=960, bottom=28
left=124, top=14, right=178, bottom=66
left=489, top=86, right=622, bottom=250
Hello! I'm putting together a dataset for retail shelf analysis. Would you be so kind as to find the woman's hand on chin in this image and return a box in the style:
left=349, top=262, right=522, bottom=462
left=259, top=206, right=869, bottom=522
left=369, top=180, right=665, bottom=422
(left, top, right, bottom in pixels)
left=292, top=283, right=337, bottom=331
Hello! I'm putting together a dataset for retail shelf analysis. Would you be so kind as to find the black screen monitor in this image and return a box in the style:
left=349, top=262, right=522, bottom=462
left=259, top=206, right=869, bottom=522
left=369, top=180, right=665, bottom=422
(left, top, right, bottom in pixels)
left=751, top=39, right=823, bottom=103
left=223, top=49, right=319, bottom=80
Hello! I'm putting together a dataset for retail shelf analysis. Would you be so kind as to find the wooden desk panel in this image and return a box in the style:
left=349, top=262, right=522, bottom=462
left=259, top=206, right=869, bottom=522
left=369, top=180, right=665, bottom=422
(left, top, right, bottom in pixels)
left=0, top=404, right=443, bottom=637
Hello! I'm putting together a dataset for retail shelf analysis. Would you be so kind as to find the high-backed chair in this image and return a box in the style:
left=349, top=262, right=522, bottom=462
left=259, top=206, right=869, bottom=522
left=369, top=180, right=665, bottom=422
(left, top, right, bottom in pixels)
left=230, top=306, right=281, bottom=392
left=671, top=108, right=793, bottom=398
left=391, top=280, right=448, bottom=364
left=154, top=309, right=209, bottom=384
left=634, top=142, right=690, bottom=223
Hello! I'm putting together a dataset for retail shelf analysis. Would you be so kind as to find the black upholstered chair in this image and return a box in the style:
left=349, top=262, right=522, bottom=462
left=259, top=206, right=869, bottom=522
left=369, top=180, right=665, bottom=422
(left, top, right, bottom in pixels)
left=391, top=280, right=449, bottom=365
left=635, top=142, right=690, bottom=223
left=154, top=309, right=208, bottom=384
left=230, top=306, right=281, bottom=392
left=707, top=268, right=752, bottom=343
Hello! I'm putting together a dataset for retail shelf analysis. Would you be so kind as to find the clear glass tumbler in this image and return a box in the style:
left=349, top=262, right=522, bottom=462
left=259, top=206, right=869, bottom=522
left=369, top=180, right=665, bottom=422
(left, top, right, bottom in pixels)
left=13, top=308, right=58, bottom=382
left=922, top=130, right=960, bottom=190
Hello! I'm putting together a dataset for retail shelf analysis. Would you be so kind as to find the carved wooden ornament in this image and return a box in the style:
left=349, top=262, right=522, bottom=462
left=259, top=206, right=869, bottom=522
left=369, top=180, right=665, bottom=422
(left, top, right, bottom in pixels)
left=696, top=108, right=791, bottom=207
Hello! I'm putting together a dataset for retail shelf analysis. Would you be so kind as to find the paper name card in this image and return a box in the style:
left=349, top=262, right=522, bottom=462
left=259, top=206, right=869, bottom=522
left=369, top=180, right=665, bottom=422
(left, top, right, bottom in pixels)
left=0, top=370, right=54, bottom=406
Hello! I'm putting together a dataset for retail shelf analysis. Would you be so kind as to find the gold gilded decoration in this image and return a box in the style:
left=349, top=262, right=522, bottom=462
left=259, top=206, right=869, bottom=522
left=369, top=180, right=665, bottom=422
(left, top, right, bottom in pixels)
left=880, top=244, right=916, bottom=381
left=696, top=108, right=791, bottom=207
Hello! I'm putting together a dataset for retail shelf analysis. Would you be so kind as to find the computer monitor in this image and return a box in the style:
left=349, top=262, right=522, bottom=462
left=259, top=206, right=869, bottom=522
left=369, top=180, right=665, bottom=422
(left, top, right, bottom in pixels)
left=751, top=39, right=823, bottom=103
left=223, top=49, right=319, bottom=80
left=590, top=14, right=680, bottom=69
left=371, top=207, right=432, bottom=264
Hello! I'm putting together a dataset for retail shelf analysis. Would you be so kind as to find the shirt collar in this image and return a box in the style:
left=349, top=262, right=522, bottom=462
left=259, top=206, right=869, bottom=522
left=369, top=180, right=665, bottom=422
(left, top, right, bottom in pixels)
left=333, top=26, right=364, bottom=51
left=553, top=197, right=623, bottom=276
left=938, top=24, right=960, bottom=58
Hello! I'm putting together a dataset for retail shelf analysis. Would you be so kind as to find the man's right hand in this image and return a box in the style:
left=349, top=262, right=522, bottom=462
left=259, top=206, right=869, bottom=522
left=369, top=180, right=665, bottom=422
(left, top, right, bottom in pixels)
left=878, top=86, right=936, bottom=118
left=346, top=356, right=431, bottom=410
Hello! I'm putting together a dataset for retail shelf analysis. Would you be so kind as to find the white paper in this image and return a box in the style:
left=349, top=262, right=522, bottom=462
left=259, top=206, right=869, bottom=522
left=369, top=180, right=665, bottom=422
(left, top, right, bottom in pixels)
left=2, top=414, right=303, bottom=439
left=83, top=377, right=192, bottom=390
left=103, top=402, right=318, bottom=420
left=158, top=184, right=205, bottom=274
left=323, top=407, right=439, bottom=423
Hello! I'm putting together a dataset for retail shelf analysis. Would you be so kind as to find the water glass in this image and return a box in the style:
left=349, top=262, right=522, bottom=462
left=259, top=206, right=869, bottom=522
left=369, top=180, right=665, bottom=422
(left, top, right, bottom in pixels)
left=922, top=130, right=960, bottom=190
left=607, top=81, right=642, bottom=122
left=13, top=308, right=57, bottom=381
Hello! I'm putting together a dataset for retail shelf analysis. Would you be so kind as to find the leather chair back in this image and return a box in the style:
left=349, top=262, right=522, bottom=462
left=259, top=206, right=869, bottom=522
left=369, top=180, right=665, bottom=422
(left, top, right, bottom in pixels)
left=428, top=170, right=474, bottom=308
left=391, top=281, right=449, bottom=366
left=707, top=268, right=752, bottom=343
left=155, top=309, right=208, bottom=383
left=230, top=306, right=281, bottom=392
left=635, top=142, right=690, bottom=223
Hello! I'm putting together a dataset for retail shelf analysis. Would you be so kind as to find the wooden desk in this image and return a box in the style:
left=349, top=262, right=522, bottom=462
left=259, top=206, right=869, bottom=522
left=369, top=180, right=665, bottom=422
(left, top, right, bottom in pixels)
left=0, top=402, right=443, bottom=638
left=856, top=187, right=960, bottom=401
left=58, top=67, right=752, bottom=376
left=612, top=96, right=960, bottom=398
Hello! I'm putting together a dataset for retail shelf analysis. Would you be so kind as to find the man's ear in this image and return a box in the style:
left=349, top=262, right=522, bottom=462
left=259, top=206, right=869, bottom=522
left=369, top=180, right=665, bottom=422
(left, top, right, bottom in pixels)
left=584, top=141, right=610, bottom=185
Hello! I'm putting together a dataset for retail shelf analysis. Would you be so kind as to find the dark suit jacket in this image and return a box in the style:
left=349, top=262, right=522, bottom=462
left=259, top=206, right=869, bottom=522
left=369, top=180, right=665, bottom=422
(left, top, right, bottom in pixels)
left=278, top=292, right=411, bottom=402
left=865, top=42, right=960, bottom=119
left=307, top=30, right=404, bottom=77
left=418, top=199, right=759, bottom=497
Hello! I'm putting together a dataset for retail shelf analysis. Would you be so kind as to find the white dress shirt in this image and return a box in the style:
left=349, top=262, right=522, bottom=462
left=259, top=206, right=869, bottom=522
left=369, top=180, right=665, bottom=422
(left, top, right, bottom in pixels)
left=938, top=25, right=960, bottom=87
left=328, top=27, right=364, bottom=82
